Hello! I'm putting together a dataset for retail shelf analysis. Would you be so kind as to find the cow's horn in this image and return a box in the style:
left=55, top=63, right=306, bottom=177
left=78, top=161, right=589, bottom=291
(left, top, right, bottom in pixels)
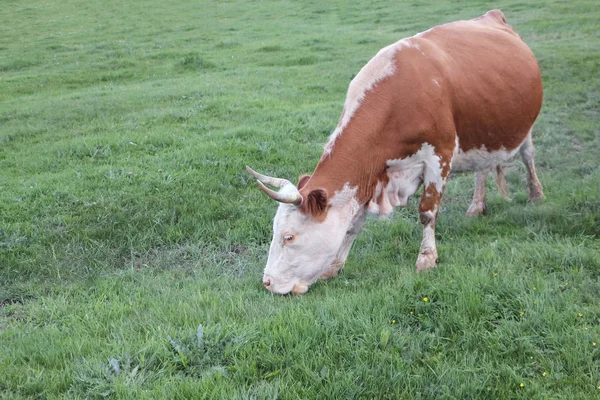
left=246, top=166, right=302, bottom=205
left=256, top=180, right=302, bottom=205
left=246, top=166, right=290, bottom=188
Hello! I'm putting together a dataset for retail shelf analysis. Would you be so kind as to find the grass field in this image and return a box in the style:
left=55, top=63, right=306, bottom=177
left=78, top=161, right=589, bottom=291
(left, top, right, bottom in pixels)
left=1, top=0, right=599, bottom=398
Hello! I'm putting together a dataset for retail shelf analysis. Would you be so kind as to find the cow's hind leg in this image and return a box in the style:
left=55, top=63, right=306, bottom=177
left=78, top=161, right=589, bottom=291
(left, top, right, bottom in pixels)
left=495, top=165, right=511, bottom=201
left=416, top=154, right=451, bottom=272
left=466, top=165, right=511, bottom=217
left=519, top=131, right=545, bottom=202
left=466, top=168, right=490, bottom=217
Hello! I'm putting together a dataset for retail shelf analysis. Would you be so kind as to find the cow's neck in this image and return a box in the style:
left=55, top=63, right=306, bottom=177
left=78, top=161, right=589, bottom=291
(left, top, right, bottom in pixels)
left=300, top=77, right=406, bottom=209
left=301, top=139, right=386, bottom=207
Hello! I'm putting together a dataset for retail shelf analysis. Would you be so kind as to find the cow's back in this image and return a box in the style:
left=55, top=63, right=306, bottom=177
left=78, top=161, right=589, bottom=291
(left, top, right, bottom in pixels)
left=410, top=10, right=543, bottom=154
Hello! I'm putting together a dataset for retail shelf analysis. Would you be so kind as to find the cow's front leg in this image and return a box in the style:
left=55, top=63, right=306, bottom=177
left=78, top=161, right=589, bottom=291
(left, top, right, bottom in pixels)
left=416, top=157, right=450, bottom=272
left=416, top=192, right=439, bottom=272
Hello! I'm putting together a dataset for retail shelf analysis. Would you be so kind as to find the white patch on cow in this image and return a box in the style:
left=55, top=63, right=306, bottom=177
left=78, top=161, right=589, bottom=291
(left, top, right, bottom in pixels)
left=388, top=143, right=444, bottom=194
left=329, top=183, right=359, bottom=208
left=263, top=183, right=361, bottom=295
left=367, top=143, right=445, bottom=216
left=419, top=205, right=438, bottom=251
left=420, top=225, right=436, bottom=253
left=324, top=40, right=415, bottom=155
left=520, top=129, right=534, bottom=161
left=416, top=220, right=438, bottom=271
left=452, top=140, right=521, bottom=172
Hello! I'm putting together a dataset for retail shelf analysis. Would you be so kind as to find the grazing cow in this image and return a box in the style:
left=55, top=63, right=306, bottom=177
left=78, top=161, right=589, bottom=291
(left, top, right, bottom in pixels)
left=248, top=10, right=545, bottom=295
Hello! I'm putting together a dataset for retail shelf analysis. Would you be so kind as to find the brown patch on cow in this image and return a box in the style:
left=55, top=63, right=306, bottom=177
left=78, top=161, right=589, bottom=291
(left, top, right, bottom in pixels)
left=419, top=185, right=440, bottom=214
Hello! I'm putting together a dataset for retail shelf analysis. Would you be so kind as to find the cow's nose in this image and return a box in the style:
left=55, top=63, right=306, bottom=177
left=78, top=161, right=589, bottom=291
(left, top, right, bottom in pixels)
left=263, top=278, right=272, bottom=288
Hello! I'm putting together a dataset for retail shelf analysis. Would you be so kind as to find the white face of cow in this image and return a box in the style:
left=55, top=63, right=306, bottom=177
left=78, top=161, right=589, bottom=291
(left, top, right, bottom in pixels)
left=263, top=202, right=356, bottom=294
left=246, top=167, right=362, bottom=295
left=261, top=185, right=361, bottom=295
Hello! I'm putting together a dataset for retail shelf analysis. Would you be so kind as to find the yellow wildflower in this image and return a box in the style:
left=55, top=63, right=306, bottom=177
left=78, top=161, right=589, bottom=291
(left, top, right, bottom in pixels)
left=542, top=371, right=547, bottom=377
left=520, top=311, right=525, bottom=317
left=392, top=319, right=396, bottom=324
left=520, top=383, right=525, bottom=388
left=578, top=313, right=583, bottom=317
left=423, top=297, right=429, bottom=302
left=593, top=342, right=597, bottom=347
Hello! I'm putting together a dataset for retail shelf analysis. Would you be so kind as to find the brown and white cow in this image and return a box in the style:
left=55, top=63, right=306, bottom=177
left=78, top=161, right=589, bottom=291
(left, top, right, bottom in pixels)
left=248, top=10, right=545, bottom=294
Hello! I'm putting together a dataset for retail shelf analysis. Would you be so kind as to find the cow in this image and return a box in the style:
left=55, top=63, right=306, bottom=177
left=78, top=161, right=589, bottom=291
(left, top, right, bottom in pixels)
left=247, top=10, right=545, bottom=295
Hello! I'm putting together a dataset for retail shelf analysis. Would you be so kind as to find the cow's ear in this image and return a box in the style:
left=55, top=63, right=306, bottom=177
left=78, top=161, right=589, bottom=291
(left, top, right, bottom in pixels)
left=297, top=174, right=311, bottom=190
left=302, top=188, right=328, bottom=220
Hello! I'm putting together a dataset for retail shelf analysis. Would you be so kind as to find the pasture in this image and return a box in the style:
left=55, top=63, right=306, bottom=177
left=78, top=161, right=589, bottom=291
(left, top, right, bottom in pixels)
left=1, top=0, right=599, bottom=398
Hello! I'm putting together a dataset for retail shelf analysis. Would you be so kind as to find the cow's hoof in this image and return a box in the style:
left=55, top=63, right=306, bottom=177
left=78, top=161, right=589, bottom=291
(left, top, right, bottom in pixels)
left=466, top=202, right=487, bottom=217
left=528, top=182, right=545, bottom=203
left=528, top=191, right=545, bottom=203
left=416, top=251, right=438, bottom=272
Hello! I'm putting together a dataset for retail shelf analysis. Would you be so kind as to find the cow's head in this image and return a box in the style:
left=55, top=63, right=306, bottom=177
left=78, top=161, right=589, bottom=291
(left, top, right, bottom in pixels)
left=247, top=166, right=362, bottom=294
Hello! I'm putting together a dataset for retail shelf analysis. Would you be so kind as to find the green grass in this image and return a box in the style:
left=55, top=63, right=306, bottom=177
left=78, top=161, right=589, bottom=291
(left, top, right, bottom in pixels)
left=1, top=0, right=599, bottom=398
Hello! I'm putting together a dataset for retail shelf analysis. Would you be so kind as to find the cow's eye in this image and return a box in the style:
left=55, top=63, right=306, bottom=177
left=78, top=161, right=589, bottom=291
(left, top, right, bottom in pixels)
left=283, top=234, right=295, bottom=243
